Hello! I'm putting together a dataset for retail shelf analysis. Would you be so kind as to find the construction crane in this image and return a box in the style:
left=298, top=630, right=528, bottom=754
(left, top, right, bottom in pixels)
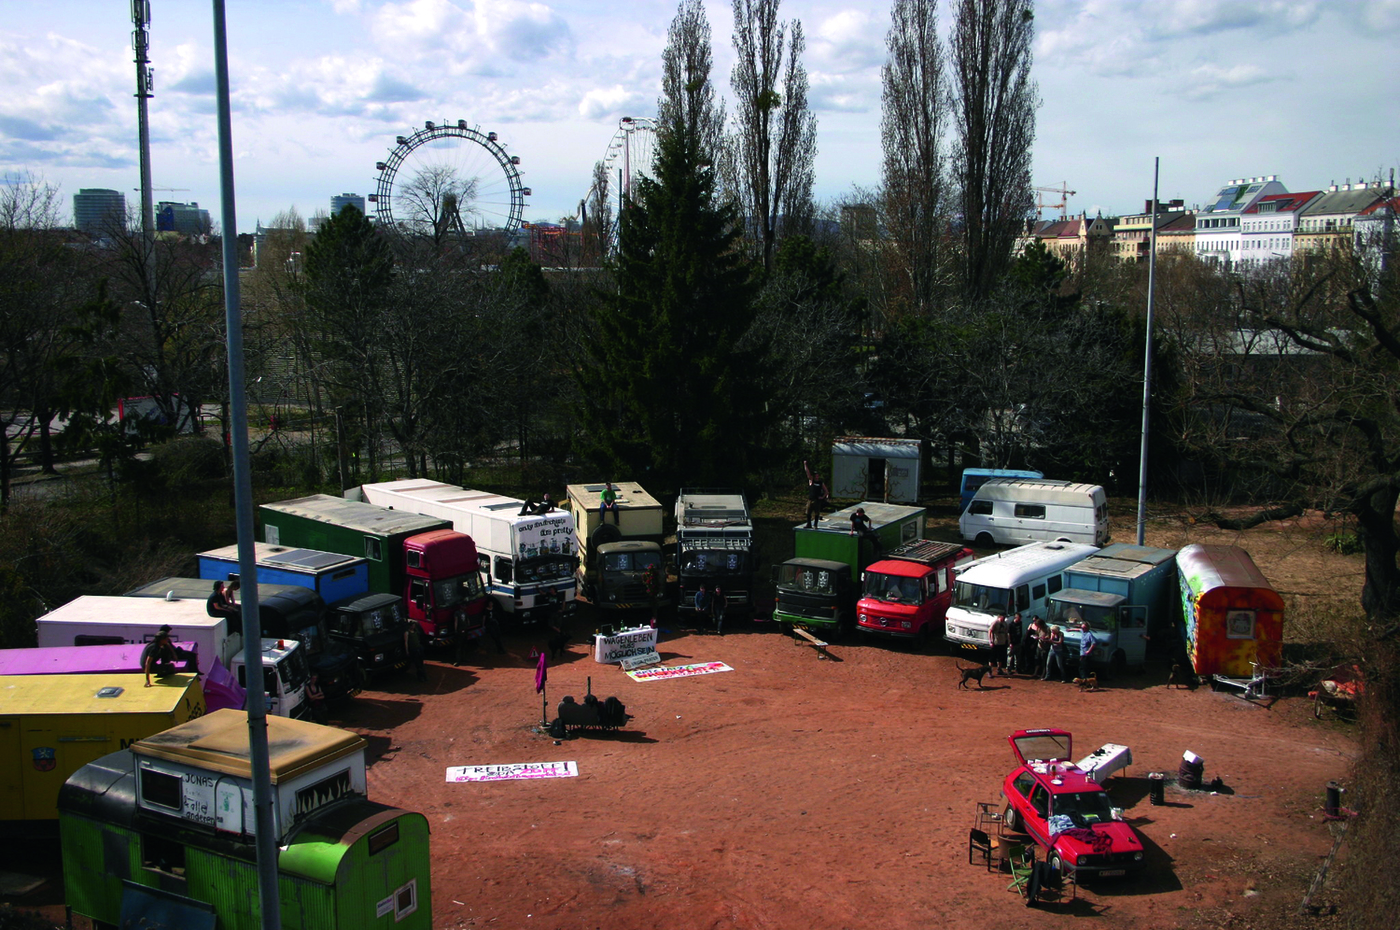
left=1033, top=182, right=1076, bottom=220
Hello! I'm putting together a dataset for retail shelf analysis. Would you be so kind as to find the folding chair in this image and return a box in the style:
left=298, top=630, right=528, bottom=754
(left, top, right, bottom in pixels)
left=969, top=828, right=995, bottom=870
left=1005, top=843, right=1036, bottom=896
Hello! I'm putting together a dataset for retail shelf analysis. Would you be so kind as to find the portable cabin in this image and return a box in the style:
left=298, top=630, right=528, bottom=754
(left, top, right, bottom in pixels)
left=198, top=541, right=370, bottom=605
left=830, top=437, right=922, bottom=503
left=567, top=482, right=665, bottom=569
left=260, top=494, right=450, bottom=599
left=1, top=673, right=204, bottom=822
left=1176, top=544, right=1285, bottom=678
left=58, top=709, right=431, bottom=930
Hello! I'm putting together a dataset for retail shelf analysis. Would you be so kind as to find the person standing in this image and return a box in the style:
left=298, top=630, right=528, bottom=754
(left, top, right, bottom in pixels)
left=306, top=675, right=327, bottom=723
left=1043, top=625, right=1068, bottom=682
left=803, top=460, right=829, bottom=529
left=694, top=583, right=711, bottom=632
left=1007, top=612, right=1024, bottom=674
left=1024, top=615, right=1047, bottom=677
left=988, top=613, right=1009, bottom=675
left=404, top=618, right=427, bottom=682
left=1078, top=621, right=1097, bottom=676
left=712, top=586, right=728, bottom=636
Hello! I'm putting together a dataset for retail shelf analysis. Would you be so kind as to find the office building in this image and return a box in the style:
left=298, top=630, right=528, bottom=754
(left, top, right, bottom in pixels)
left=73, top=189, right=126, bottom=236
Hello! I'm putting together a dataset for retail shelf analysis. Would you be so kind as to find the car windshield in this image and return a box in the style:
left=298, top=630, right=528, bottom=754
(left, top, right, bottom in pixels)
left=1053, top=790, right=1114, bottom=826
left=864, top=572, right=921, bottom=604
left=777, top=564, right=837, bottom=595
left=433, top=572, right=485, bottom=607
left=954, top=581, right=1011, bottom=615
left=296, top=624, right=324, bottom=655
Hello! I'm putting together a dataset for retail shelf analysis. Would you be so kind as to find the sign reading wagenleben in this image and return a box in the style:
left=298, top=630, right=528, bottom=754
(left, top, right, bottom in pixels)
left=593, top=626, right=659, bottom=663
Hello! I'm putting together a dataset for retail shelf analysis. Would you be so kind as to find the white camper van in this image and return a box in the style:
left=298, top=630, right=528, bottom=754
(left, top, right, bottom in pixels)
left=959, top=478, right=1109, bottom=548
left=943, top=541, right=1100, bottom=651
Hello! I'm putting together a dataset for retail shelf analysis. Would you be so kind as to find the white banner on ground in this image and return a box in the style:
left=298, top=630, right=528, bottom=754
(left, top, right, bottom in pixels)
left=446, top=761, right=579, bottom=783
left=626, top=661, right=733, bottom=682
left=594, top=626, right=659, bottom=663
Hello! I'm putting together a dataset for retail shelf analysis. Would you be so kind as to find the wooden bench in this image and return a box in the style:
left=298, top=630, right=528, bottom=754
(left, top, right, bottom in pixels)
left=791, top=626, right=831, bottom=660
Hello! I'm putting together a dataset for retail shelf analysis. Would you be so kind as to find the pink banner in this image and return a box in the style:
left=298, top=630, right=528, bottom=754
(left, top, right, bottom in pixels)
left=626, top=661, right=733, bottom=682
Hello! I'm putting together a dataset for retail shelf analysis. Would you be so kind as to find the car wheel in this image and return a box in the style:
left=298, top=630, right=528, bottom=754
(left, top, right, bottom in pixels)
left=975, top=533, right=995, bottom=549
left=1003, top=803, right=1019, bottom=832
left=1048, top=851, right=1065, bottom=884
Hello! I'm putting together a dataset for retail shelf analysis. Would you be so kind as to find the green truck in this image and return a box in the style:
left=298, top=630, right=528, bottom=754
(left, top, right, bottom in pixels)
left=59, top=708, right=431, bottom=930
left=772, top=501, right=926, bottom=636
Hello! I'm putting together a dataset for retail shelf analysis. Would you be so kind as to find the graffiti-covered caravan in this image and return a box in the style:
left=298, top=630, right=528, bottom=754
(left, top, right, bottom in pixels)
left=58, top=709, right=431, bottom=930
left=1177, top=544, right=1284, bottom=678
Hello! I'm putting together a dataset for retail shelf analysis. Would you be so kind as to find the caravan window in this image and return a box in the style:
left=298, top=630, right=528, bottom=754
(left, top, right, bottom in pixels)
left=364, top=537, right=383, bottom=561
left=1014, top=584, right=1030, bottom=612
left=1014, top=503, right=1046, bottom=519
left=1032, top=582, right=1046, bottom=600
left=968, top=500, right=993, bottom=516
left=1047, top=575, right=1063, bottom=595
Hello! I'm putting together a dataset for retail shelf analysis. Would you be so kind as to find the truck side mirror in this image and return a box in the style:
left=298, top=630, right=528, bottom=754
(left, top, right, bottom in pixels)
left=769, top=565, right=778, bottom=583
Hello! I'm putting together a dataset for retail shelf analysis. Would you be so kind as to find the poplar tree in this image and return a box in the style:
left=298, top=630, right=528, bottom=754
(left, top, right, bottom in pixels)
left=578, top=0, right=756, bottom=490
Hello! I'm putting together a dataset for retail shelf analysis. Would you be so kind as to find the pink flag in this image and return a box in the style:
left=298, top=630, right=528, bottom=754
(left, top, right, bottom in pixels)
left=535, top=651, right=548, bottom=694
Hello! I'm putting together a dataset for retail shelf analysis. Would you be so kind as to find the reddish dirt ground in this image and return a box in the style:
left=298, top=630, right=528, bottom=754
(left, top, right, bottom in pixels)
left=9, top=508, right=1363, bottom=929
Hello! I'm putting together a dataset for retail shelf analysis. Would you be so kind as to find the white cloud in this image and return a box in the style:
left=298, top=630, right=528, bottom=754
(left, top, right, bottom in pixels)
left=578, top=85, right=651, bottom=121
left=809, top=9, right=885, bottom=74
left=1181, top=62, right=1271, bottom=99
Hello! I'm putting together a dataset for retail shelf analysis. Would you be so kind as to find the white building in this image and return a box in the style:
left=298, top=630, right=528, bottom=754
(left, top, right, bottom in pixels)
left=1194, top=176, right=1289, bottom=267
left=1239, top=190, right=1320, bottom=266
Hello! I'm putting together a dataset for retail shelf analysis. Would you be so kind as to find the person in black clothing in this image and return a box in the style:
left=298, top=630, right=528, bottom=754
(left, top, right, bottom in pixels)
left=142, top=626, right=178, bottom=687
left=518, top=492, right=555, bottom=515
left=803, top=460, right=830, bottom=528
left=712, top=586, right=729, bottom=636
left=850, top=507, right=882, bottom=552
left=404, top=619, right=427, bottom=681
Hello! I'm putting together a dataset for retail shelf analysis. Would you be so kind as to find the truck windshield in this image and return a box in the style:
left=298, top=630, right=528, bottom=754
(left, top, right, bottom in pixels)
left=344, top=601, right=403, bottom=638
left=434, top=572, right=485, bottom=608
left=518, top=557, right=574, bottom=583
left=953, top=581, right=1012, bottom=615
left=682, top=550, right=747, bottom=572
left=1050, top=603, right=1116, bottom=630
left=279, top=648, right=309, bottom=693
left=864, top=572, right=922, bottom=604
left=776, top=564, right=837, bottom=595
left=603, top=551, right=661, bottom=572
left=295, top=623, right=324, bottom=655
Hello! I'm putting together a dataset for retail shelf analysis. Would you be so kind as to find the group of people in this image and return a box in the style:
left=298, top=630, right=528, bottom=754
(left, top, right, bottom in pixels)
left=985, top=612, right=1098, bottom=683
left=693, top=583, right=729, bottom=635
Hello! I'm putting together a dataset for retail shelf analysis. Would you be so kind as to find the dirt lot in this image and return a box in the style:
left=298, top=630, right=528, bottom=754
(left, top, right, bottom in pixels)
left=333, top=506, right=1362, bottom=930
left=9, top=504, right=1365, bottom=929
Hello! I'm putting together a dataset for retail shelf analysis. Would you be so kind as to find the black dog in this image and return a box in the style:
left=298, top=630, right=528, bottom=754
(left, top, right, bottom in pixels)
left=957, top=663, right=992, bottom=690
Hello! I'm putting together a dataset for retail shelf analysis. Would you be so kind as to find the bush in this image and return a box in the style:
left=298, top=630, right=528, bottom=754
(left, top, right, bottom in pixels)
left=1324, top=531, right=1363, bottom=555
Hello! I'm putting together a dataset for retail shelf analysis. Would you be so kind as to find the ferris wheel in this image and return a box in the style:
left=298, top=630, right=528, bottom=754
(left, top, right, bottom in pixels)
left=369, top=120, right=530, bottom=235
left=579, top=116, right=659, bottom=248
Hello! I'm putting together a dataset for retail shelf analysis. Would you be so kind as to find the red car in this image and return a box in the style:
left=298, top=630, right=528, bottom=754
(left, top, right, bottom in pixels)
left=1000, top=728, right=1146, bottom=879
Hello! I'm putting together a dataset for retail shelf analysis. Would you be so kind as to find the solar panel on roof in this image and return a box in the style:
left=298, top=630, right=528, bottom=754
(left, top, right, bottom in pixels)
left=264, top=549, right=354, bottom=570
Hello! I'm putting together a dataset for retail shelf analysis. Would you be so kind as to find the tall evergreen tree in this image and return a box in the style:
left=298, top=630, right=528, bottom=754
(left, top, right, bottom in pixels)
left=578, top=0, right=755, bottom=490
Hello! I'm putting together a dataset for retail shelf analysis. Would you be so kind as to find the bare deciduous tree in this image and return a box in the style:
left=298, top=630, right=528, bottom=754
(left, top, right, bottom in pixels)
left=660, top=0, right=726, bottom=169
left=881, top=0, right=950, bottom=316
left=950, top=0, right=1037, bottom=306
left=399, top=164, right=479, bottom=247
left=730, top=0, right=816, bottom=271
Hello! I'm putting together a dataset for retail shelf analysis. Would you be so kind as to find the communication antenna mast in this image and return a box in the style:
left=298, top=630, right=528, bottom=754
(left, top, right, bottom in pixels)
left=132, top=0, right=155, bottom=239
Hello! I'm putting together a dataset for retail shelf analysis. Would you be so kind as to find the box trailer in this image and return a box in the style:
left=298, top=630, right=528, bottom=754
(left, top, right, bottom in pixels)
left=59, top=708, right=431, bottom=930
left=37, top=595, right=308, bottom=719
left=358, top=480, right=574, bottom=621
left=1047, top=543, right=1179, bottom=673
left=1, top=672, right=204, bottom=822
left=1177, top=544, right=1284, bottom=679
left=198, top=541, right=370, bottom=605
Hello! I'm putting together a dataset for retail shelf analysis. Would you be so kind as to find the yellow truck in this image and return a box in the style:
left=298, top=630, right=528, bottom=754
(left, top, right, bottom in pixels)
left=567, top=482, right=666, bottom=611
left=0, top=672, right=204, bottom=822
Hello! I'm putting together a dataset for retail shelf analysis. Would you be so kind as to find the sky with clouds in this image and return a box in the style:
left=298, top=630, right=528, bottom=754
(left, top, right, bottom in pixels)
left=3, top=0, right=1397, bottom=235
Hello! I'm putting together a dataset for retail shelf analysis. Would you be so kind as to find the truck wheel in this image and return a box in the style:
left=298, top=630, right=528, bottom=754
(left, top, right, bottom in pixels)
left=975, top=533, right=994, bottom=549
left=592, top=523, right=622, bottom=546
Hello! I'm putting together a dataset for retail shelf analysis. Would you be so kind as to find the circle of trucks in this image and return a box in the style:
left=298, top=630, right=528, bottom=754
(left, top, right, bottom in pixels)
left=4, top=473, right=1285, bottom=929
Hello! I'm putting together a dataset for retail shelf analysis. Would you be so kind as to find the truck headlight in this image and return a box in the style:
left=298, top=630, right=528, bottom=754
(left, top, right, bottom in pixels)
left=901, top=620, right=912, bottom=630
left=859, top=613, right=867, bottom=623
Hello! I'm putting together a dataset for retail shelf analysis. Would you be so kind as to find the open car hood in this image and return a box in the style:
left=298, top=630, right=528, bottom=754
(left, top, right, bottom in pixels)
left=1008, top=728, right=1073, bottom=767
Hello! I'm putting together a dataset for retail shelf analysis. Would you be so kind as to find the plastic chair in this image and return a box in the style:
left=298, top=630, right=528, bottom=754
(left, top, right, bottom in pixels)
left=969, top=828, right=995, bottom=870
left=1005, top=844, right=1036, bottom=896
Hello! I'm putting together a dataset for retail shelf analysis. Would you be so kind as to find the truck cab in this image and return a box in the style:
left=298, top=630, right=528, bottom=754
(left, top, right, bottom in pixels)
left=675, top=489, right=754, bottom=623
left=256, top=586, right=362, bottom=701
left=772, top=558, right=859, bottom=636
left=592, top=540, right=665, bottom=611
left=403, top=529, right=487, bottom=644
left=329, top=592, right=408, bottom=678
left=857, top=541, right=973, bottom=645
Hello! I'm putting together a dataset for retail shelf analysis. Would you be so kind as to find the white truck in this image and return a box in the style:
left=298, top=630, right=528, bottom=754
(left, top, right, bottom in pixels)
left=675, top=489, right=754, bottom=623
left=36, top=595, right=310, bottom=719
left=356, top=479, right=577, bottom=621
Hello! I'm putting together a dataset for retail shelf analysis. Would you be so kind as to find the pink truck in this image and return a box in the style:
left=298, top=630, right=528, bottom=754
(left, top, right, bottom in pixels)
left=0, top=642, right=246, bottom=713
